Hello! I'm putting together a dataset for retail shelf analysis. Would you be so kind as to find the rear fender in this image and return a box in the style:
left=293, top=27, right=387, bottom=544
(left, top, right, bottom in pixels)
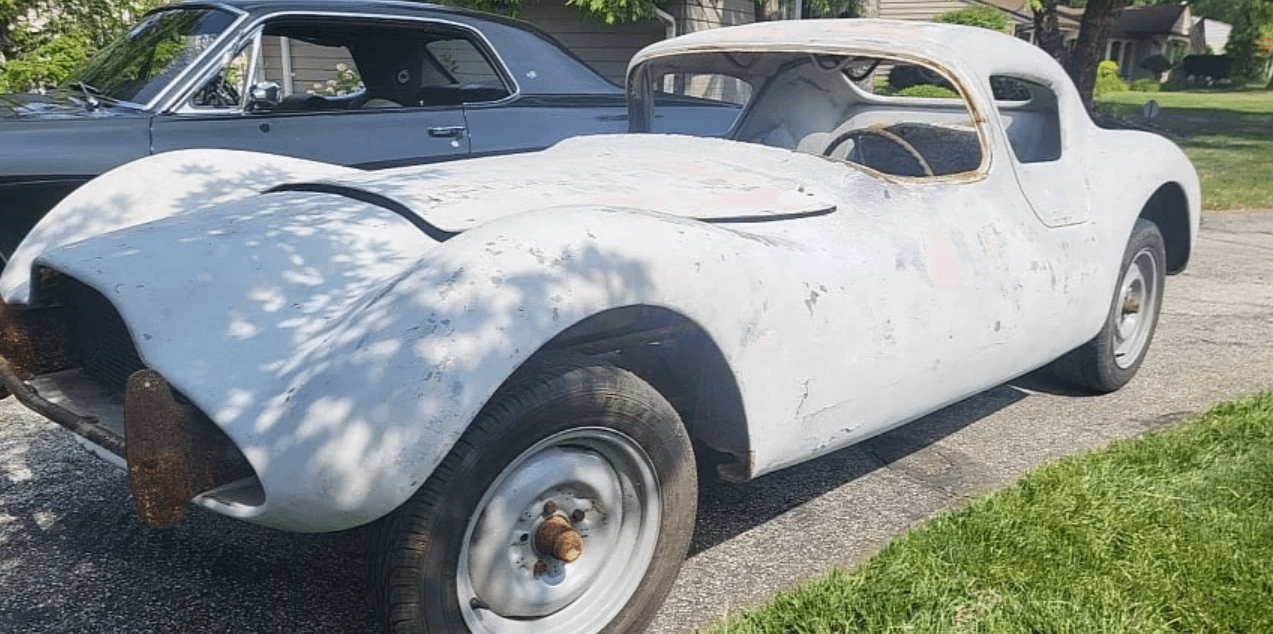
left=1084, top=130, right=1200, bottom=274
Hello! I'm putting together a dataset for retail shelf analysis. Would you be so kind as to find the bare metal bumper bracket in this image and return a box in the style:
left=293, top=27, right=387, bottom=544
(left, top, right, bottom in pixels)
left=125, top=369, right=219, bottom=528
left=0, top=356, right=126, bottom=457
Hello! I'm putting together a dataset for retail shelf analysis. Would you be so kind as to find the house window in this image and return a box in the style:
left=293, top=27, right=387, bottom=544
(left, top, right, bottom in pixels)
left=1106, top=39, right=1136, bottom=76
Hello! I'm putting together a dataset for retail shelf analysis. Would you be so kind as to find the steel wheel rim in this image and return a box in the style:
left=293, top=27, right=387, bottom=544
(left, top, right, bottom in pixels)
left=1113, top=246, right=1159, bottom=369
left=457, top=427, right=661, bottom=633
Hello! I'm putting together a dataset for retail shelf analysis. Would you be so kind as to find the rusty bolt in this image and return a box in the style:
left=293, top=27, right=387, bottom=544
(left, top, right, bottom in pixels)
left=570, top=509, right=585, bottom=523
left=542, top=500, right=557, bottom=517
left=533, top=560, right=548, bottom=576
left=535, top=515, right=583, bottom=563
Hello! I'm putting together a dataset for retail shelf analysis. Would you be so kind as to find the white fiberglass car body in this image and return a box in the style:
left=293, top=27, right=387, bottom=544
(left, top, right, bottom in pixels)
left=0, top=19, right=1198, bottom=634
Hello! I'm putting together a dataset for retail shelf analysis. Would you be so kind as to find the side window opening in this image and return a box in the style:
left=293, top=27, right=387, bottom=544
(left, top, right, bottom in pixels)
left=991, top=75, right=1062, bottom=164
left=649, top=72, right=752, bottom=137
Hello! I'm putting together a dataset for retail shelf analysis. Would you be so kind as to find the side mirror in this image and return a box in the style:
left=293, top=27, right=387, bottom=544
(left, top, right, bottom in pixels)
left=248, top=81, right=280, bottom=112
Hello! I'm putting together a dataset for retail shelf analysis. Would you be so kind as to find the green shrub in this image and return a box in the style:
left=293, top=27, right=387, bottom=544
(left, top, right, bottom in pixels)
left=1093, top=60, right=1129, bottom=97
left=1130, top=78, right=1162, bottom=92
left=933, top=5, right=1009, bottom=31
left=0, top=30, right=93, bottom=92
left=897, top=84, right=960, bottom=99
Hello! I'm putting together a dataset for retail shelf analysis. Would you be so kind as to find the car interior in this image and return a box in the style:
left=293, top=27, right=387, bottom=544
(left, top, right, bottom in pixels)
left=649, top=51, right=1064, bottom=178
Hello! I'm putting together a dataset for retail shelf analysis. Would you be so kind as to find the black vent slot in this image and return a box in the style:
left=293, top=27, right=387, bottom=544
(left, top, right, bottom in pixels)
left=53, top=278, right=147, bottom=391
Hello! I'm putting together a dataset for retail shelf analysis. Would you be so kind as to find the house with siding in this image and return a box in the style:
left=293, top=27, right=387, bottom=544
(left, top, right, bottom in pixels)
left=875, top=0, right=1024, bottom=32
left=1105, top=4, right=1195, bottom=79
left=521, top=0, right=755, bottom=84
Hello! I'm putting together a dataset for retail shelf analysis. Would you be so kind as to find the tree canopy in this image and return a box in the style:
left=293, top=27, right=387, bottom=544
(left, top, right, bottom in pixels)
left=1, top=0, right=163, bottom=91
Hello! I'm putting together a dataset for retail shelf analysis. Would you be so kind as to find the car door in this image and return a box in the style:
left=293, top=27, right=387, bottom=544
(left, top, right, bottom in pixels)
left=150, top=20, right=482, bottom=169
left=150, top=105, right=470, bottom=169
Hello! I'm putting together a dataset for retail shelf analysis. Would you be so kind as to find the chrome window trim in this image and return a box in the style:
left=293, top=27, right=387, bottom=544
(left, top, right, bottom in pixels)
left=173, top=27, right=262, bottom=115
left=134, top=3, right=250, bottom=112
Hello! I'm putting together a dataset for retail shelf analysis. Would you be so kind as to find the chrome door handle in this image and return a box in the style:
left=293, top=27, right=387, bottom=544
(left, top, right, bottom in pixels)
left=428, top=126, right=466, bottom=138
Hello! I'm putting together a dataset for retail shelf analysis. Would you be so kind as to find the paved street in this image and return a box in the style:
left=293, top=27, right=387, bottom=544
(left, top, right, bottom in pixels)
left=2, top=210, right=1271, bottom=634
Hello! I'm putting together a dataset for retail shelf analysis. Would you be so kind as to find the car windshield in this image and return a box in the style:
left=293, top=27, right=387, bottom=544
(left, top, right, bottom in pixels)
left=74, top=7, right=237, bottom=107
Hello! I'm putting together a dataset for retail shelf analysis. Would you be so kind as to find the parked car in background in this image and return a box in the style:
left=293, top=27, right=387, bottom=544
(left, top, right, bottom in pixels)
left=0, top=0, right=735, bottom=262
left=0, top=18, right=1198, bottom=634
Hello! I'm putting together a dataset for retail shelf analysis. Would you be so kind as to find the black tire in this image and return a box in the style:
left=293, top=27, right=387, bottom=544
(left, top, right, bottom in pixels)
left=367, top=358, right=697, bottom=634
left=1050, top=218, right=1166, bottom=393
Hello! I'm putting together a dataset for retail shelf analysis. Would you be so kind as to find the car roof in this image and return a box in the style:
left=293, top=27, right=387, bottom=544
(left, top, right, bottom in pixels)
left=167, top=0, right=621, bottom=95
left=630, top=18, right=1068, bottom=88
left=179, top=0, right=528, bottom=29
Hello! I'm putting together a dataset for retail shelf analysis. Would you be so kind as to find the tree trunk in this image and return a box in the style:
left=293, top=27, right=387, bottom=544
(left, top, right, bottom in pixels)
left=1033, top=0, right=1064, bottom=61
left=1067, top=0, right=1129, bottom=107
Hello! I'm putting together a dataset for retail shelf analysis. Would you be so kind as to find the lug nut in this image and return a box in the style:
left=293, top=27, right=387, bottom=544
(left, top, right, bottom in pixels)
left=571, top=509, right=585, bottom=523
left=533, top=560, right=548, bottom=576
left=542, top=500, right=557, bottom=517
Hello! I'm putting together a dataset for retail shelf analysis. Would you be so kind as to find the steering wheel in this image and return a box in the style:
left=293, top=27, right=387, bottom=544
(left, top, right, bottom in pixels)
left=202, top=74, right=240, bottom=107
left=823, top=127, right=934, bottom=177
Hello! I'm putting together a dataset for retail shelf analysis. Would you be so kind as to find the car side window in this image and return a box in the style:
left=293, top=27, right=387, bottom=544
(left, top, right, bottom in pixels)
left=425, top=38, right=503, bottom=88
left=263, top=35, right=361, bottom=98
left=990, top=75, right=1062, bottom=164
left=649, top=73, right=752, bottom=137
left=238, top=21, right=511, bottom=111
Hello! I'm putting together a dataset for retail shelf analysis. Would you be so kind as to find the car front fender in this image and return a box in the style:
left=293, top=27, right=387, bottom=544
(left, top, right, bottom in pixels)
left=0, top=149, right=356, bottom=302
left=235, top=205, right=809, bottom=532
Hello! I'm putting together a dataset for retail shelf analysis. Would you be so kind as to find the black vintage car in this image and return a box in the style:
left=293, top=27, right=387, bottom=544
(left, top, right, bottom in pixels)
left=0, top=0, right=735, bottom=261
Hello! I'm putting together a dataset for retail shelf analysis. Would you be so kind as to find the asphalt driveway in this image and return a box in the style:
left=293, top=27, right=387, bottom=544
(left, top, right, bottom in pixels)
left=2, top=210, right=1271, bottom=634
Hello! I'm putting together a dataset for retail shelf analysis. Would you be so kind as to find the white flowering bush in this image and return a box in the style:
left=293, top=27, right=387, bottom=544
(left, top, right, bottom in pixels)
left=307, top=62, right=362, bottom=96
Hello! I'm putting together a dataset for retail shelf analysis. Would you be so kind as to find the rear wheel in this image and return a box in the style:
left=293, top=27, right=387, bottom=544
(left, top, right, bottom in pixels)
left=1051, top=218, right=1165, bottom=393
left=368, top=359, right=696, bottom=633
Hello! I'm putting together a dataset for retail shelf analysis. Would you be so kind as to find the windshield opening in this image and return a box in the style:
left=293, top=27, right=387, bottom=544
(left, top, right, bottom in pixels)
left=636, top=51, right=986, bottom=178
left=74, top=7, right=237, bottom=106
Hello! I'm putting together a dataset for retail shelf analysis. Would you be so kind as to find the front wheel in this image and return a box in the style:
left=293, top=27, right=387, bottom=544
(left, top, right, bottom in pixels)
left=368, top=359, right=697, bottom=634
left=1051, top=218, right=1166, bottom=393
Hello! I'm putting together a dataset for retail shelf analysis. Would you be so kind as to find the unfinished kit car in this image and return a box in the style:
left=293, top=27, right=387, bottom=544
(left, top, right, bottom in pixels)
left=0, top=19, right=1198, bottom=634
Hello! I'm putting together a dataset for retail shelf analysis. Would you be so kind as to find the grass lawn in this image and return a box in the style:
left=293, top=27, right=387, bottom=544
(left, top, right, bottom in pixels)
left=708, top=390, right=1273, bottom=633
left=1097, top=89, right=1273, bottom=211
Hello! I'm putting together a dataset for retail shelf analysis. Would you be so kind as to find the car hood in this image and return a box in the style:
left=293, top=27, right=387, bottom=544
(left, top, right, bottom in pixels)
left=279, top=134, right=838, bottom=229
left=0, top=90, right=138, bottom=120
